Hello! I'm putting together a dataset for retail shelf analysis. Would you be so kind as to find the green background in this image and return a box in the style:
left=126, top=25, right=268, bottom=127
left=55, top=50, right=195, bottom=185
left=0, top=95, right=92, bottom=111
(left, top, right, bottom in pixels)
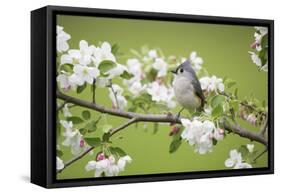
left=56, top=15, right=268, bottom=180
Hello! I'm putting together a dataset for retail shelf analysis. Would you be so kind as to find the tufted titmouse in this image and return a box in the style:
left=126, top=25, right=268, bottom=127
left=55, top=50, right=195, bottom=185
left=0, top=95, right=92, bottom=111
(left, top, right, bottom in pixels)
left=171, top=60, right=205, bottom=114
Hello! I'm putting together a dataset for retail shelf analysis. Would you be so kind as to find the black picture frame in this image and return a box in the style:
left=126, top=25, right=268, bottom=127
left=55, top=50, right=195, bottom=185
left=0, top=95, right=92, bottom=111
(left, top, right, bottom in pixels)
left=31, top=5, right=274, bottom=188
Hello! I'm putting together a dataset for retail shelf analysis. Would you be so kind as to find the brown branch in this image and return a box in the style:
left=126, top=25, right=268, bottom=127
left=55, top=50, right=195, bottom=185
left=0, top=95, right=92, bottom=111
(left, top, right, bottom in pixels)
left=57, top=100, right=68, bottom=112
left=57, top=91, right=180, bottom=123
left=259, top=114, right=268, bottom=136
left=222, top=122, right=267, bottom=146
left=110, top=118, right=138, bottom=136
left=108, top=80, right=119, bottom=109
left=253, top=147, right=268, bottom=162
left=92, top=79, right=96, bottom=103
left=56, top=91, right=268, bottom=172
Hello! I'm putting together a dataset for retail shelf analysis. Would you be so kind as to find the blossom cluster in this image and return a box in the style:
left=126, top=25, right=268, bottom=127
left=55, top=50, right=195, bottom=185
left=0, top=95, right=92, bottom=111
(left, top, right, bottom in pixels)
left=248, top=26, right=268, bottom=72
left=60, top=120, right=86, bottom=156
left=224, top=145, right=254, bottom=169
left=180, top=118, right=224, bottom=154
left=199, top=75, right=225, bottom=94
left=85, top=153, right=132, bottom=177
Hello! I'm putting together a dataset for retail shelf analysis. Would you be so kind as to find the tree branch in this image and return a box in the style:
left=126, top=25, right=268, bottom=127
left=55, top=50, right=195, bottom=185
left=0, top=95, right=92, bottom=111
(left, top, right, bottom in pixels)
left=56, top=91, right=268, bottom=172
left=259, top=114, right=268, bottom=136
left=57, top=91, right=180, bottom=123
left=57, top=100, right=68, bottom=112
left=222, top=122, right=267, bottom=146
left=108, top=80, right=119, bottom=109
left=92, top=79, right=96, bottom=103
left=110, top=118, right=138, bottom=136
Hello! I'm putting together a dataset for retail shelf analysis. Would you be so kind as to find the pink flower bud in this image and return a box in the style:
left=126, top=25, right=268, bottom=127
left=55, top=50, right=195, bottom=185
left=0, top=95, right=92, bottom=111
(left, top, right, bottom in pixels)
left=97, top=153, right=105, bottom=161
left=80, top=140, right=85, bottom=148
left=169, top=126, right=179, bottom=136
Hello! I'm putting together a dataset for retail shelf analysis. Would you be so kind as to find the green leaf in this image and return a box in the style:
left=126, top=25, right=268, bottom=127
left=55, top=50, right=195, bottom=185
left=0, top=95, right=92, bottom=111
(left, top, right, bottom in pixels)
left=77, top=84, right=87, bottom=94
left=60, top=63, right=73, bottom=73
left=109, top=146, right=127, bottom=157
left=169, top=138, right=182, bottom=153
left=102, top=133, right=111, bottom=142
left=57, top=149, right=63, bottom=157
left=130, top=49, right=142, bottom=58
left=153, top=123, right=159, bottom=134
left=212, top=104, right=223, bottom=118
left=84, top=120, right=97, bottom=132
left=120, top=71, right=134, bottom=79
left=84, top=137, right=102, bottom=147
left=234, top=88, right=238, bottom=98
left=213, top=139, right=218, bottom=146
left=238, top=145, right=249, bottom=158
left=98, top=60, right=116, bottom=73
left=82, top=110, right=91, bottom=120
left=111, top=44, right=119, bottom=55
left=79, top=128, right=87, bottom=135
left=67, top=116, right=84, bottom=124
left=211, top=95, right=225, bottom=108
left=225, top=79, right=236, bottom=88
left=101, top=124, right=112, bottom=133
left=230, top=100, right=239, bottom=113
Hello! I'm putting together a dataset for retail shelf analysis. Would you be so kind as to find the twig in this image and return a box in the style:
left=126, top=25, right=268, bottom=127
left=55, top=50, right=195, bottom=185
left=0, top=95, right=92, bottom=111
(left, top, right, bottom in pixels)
left=110, top=118, right=138, bottom=136
left=92, top=79, right=96, bottom=103
left=57, top=146, right=94, bottom=173
left=259, top=114, right=268, bottom=136
left=253, top=147, right=268, bottom=162
left=57, top=100, right=68, bottom=112
left=108, top=80, right=119, bottom=109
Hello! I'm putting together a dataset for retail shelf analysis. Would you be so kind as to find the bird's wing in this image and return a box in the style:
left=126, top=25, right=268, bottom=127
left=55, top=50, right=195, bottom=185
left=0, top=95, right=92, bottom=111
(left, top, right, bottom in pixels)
left=191, top=76, right=205, bottom=110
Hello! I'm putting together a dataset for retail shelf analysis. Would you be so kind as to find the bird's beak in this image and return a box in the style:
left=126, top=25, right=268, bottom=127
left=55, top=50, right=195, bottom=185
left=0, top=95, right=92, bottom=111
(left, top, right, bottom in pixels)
left=171, top=70, right=177, bottom=74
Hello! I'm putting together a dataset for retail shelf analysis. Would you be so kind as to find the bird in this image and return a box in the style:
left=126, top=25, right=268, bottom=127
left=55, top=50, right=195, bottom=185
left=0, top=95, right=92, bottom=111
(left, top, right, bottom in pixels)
left=171, top=60, right=205, bottom=115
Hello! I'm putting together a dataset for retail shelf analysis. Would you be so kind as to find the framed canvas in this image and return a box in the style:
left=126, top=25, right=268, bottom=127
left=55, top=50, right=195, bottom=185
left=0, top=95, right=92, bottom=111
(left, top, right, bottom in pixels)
left=31, top=5, right=274, bottom=188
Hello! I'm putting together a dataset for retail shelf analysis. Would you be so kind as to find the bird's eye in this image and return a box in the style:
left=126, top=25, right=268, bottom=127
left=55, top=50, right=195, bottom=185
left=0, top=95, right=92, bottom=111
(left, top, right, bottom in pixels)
left=179, top=68, right=184, bottom=73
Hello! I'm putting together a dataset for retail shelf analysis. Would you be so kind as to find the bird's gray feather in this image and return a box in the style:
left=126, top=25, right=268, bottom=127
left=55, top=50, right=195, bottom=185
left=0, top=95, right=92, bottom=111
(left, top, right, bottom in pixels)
left=177, top=60, right=205, bottom=109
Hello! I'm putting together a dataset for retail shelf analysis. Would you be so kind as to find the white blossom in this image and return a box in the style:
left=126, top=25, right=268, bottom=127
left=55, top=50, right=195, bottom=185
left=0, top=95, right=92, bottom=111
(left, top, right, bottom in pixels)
left=246, top=113, right=257, bottom=125
left=199, top=76, right=225, bottom=94
left=181, top=118, right=224, bottom=154
left=92, top=42, right=116, bottom=66
left=128, top=81, right=147, bottom=97
left=225, top=149, right=252, bottom=169
left=255, top=26, right=268, bottom=37
left=60, top=120, right=85, bottom=156
left=247, top=144, right=255, bottom=153
left=62, top=103, right=72, bottom=117
left=57, top=73, right=72, bottom=90
left=95, top=77, right=109, bottom=88
left=189, top=51, right=203, bottom=71
left=109, top=84, right=127, bottom=110
left=70, top=65, right=100, bottom=86
left=57, top=25, right=71, bottom=53
left=60, top=40, right=95, bottom=66
left=85, top=154, right=132, bottom=177
left=248, top=51, right=262, bottom=67
left=106, top=64, right=128, bottom=79
left=56, top=157, right=64, bottom=170
left=148, top=49, right=158, bottom=59
left=146, top=81, right=176, bottom=109
left=126, top=58, right=144, bottom=80
left=152, top=58, right=168, bottom=77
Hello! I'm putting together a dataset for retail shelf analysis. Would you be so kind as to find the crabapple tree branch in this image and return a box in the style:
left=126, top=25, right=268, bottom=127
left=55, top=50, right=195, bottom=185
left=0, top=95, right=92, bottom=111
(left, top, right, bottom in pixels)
left=57, top=90, right=268, bottom=146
